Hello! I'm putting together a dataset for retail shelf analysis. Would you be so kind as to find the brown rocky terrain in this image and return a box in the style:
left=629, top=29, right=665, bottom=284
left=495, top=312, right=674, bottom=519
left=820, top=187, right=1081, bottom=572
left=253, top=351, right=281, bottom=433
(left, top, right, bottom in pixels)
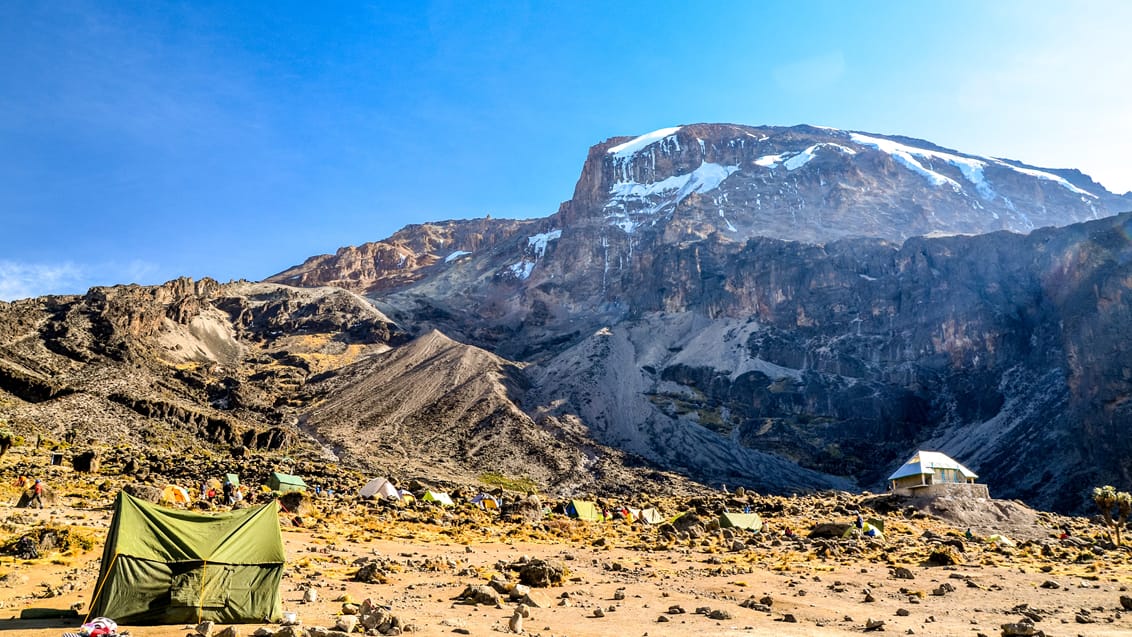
left=3, top=442, right=1132, bottom=637
left=0, top=276, right=680, bottom=499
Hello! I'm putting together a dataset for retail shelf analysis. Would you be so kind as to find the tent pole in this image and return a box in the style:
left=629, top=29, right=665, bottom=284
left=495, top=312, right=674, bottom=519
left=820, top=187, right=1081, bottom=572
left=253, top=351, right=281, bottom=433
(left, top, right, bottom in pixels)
left=84, top=551, right=120, bottom=625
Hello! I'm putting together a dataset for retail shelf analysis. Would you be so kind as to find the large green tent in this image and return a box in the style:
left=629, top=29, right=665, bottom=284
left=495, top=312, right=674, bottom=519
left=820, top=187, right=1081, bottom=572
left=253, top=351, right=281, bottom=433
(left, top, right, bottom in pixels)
left=719, top=511, right=763, bottom=531
left=268, top=472, right=307, bottom=493
left=87, top=491, right=284, bottom=625
left=566, top=499, right=603, bottom=521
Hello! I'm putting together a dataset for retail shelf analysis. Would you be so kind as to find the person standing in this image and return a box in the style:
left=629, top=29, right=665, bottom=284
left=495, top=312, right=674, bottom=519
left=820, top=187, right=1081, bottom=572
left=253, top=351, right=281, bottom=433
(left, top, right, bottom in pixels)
left=31, top=479, right=44, bottom=508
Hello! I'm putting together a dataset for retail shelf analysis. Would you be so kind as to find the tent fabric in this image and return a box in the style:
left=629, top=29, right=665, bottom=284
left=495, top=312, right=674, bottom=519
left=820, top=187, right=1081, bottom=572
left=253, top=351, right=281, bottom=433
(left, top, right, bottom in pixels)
left=161, top=485, right=192, bottom=506
left=638, top=508, right=665, bottom=525
left=88, top=491, right=283, bottom=625
left=359, top=478, right=400, bottom=500
left=225, top=474, right=240, bottom=488
left=268, top=472, right=307, bottom=493
left=421, top=491, right=454, bottom=506
left=843, top=522, right=884, bottom=539
left=719, top=512, right=763, bottom=531
left=470, top=493, right=499, bottom=510
left=566, top=500, right=603, bottom=522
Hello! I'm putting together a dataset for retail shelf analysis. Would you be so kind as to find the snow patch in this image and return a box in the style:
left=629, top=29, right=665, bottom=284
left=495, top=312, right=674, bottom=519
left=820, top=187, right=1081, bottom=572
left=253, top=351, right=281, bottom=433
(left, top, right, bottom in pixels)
left=605, top=161, right=740, bottom=234
left=755, top=154, right=785, bottom=167
left=527, top=229, right=562, bottom=259
left=609, top=162, right=739, bottom=201
left=719, top=210, right=737, bottom=232
left=508, top=261, right=535, bottom=280
left=850, top=133, right=962, bottom=191
left=993, top=162, right=1097, bottom=198
left=607, top=126, right=683, bottom=158
left=444, top=251, right=471, bottom=263
left=783, top=143, right=856, bottom=171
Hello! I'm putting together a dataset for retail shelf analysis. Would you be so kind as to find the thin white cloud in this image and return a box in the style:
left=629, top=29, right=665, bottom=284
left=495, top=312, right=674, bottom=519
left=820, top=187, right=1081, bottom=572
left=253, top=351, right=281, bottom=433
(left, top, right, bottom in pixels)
left=0, top=260, right=163, bottom=301
left=0, top=261, right=86, bottom=301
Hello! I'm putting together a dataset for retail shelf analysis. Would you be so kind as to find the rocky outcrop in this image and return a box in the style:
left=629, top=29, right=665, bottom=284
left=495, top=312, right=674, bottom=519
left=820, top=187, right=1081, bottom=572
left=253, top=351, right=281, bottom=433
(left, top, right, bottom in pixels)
left=266, top=218, right=538, bottom=295
left=0, top=279, right=405, bottom=457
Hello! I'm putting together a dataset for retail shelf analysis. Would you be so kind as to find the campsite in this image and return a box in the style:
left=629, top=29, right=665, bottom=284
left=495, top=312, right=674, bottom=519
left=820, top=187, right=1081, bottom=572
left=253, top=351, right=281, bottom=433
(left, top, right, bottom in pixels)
left=3, top=445, right=1132, bottom=637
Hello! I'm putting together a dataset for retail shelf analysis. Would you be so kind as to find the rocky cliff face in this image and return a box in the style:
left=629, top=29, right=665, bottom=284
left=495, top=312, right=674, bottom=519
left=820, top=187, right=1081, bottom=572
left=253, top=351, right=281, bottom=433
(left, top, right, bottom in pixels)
left=0, top=277, right=679, bottom=496
left=266, top=218, right=539, bottom=294
left=262, top=123, right=1132, bottom=512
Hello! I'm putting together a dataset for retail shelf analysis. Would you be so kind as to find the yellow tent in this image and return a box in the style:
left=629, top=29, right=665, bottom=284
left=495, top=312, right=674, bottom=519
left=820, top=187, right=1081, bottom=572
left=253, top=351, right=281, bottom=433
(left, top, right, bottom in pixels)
left=160, top=485, right=192, bottom=506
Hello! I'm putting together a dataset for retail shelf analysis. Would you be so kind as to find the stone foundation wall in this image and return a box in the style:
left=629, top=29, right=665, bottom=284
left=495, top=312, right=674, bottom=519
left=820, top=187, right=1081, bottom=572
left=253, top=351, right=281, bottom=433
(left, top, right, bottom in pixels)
left=893, top=482, right=990, bottom=499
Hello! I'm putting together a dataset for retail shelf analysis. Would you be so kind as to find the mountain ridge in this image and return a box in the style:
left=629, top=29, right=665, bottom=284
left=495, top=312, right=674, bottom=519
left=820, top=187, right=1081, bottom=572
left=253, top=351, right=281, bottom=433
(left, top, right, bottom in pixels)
left=260, top=123, right=1132, bottom=512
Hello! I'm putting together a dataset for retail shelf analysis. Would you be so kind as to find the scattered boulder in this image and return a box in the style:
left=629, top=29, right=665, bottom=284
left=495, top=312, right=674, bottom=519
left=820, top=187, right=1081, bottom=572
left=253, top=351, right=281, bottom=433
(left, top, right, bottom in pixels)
left=353, top=562, right=389, bottom=584
left=123, top=483, right=163, bottom=504
left=926, top=547, right=962, bottom=566
left=809, top=523, right=852, bottom=539
left=1000, top=618, right=1038, bottom=636
left=72, top=449, right=100, bottom=472
left=455, top=585, right=502, bottom=607
left=515, top=559, right=566, bottom=588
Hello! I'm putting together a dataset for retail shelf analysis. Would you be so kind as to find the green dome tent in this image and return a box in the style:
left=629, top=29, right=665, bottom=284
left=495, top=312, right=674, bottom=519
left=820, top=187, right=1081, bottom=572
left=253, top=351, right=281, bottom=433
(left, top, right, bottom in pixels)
left=87, top=491, right=284, bottom=625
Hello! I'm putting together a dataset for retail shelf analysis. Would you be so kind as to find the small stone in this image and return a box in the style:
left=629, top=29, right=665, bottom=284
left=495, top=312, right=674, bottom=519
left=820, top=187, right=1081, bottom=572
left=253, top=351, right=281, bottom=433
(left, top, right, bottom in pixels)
left=708, top=609, right=732, bottom=620
left=1000, top=619, right=1037, bottom=636
left=657, top=615, right=670, bottom=623
left=668, top=605, right=686, bottom=614
left=216, top=628, right=238, bottom=637
left=1040, top=580, right=1061, bottom=590
left=303, top=588, right=319, bottom=603
left=335, top=615, right=359, bottom=633
left=521, top=592, right=550, bottom=608
left=1121, top=595, right=1132, bottom=611
left=865, top=618, right=885, bottom=631
left=896, top=609, right=910, bottom=617
left=782, top=613, right=797, bottom=623
left=893, top=567, right=914, bottom=580
left=865, top=593, right=876, bottom=603
left=593, top=607, right=605, bottom=618
left=195, top=621, right=215, bottom=637
left=509, top=612, right=523, bottom=633
left=613, top=589, right=625, bottom=601
left=1076, top=613, right=1095, bottom=624
left=456, top=585, right=502, bottom=607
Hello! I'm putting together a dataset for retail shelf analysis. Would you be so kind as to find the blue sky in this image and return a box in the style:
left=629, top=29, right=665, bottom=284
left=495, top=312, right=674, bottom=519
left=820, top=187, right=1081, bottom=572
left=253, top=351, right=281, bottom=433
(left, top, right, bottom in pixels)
left=2, top=1, right=1130, bottom=300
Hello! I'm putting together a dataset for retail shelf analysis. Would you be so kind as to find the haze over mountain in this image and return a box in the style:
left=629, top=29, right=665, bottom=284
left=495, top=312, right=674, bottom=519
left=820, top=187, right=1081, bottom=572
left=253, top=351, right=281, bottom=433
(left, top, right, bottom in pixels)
left=3, top=123, right=1131, bottom=513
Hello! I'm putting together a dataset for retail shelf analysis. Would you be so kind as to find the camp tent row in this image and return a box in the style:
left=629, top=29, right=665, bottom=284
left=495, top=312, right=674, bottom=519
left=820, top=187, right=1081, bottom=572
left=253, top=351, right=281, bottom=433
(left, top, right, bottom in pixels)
left=88, top=491, right=283, bottom=625
left=566, top=499, right=670, bottom=525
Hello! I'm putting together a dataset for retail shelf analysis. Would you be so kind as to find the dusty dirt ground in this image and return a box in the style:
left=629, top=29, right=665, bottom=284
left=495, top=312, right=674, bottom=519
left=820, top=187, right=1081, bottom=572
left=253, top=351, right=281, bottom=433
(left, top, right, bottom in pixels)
left=3, top=497, right=1132, bottom=637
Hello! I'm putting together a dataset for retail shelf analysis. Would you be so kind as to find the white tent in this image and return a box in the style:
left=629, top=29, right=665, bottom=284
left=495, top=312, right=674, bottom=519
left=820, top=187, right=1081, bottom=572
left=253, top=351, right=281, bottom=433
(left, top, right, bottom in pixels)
left=359, top=477, right=400, bottom=500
